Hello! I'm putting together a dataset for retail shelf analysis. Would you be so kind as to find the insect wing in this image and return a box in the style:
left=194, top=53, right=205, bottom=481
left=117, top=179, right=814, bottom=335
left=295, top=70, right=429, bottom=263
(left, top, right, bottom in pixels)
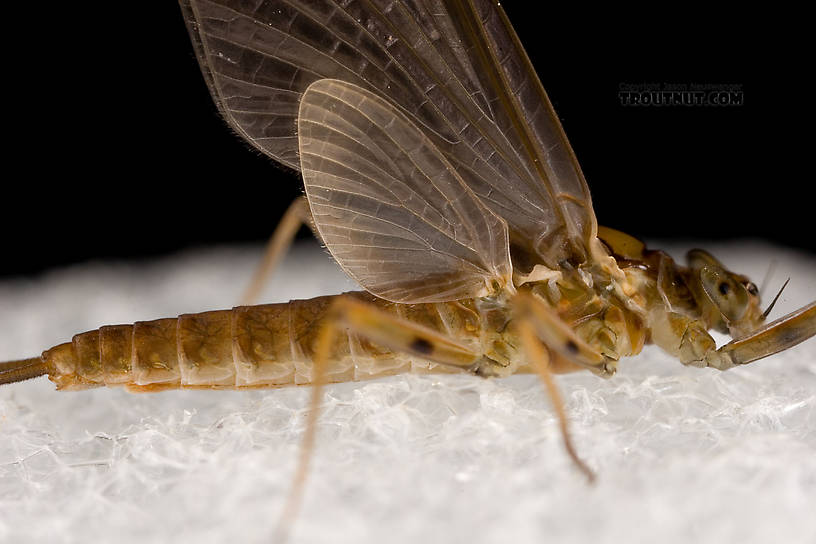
left=180, top=0, right=598, bottom=267
left=298, top=79, right=511, bottom=303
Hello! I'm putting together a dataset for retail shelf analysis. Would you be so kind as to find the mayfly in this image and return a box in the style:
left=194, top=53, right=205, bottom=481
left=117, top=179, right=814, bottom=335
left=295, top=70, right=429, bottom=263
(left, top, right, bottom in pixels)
left=2, top=0, right=815, bottom=511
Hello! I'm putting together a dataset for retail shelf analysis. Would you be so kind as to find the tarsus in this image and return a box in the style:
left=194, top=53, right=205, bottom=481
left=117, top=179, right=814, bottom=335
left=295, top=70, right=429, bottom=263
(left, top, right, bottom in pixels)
left=0, top=357, right=47, bottom=385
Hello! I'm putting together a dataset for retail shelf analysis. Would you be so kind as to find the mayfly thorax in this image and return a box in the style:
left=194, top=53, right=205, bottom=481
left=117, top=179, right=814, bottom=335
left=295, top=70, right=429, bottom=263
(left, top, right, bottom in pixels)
left=2, top=0, right=815, bottom=511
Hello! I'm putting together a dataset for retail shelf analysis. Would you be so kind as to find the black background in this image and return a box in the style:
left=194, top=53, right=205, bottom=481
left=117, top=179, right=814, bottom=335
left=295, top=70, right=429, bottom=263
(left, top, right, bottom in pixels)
left=3, top=4, right=811, bottom=278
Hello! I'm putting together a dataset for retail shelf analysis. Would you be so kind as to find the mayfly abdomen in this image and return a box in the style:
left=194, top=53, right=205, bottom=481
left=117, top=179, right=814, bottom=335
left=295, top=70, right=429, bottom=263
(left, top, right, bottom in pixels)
left=41, top=293, right=481, bottom=391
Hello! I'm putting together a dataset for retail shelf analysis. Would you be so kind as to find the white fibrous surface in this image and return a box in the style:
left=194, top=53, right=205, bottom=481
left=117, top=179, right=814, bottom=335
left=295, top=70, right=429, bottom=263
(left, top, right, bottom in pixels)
left=1, top=241, right=815, bottom=544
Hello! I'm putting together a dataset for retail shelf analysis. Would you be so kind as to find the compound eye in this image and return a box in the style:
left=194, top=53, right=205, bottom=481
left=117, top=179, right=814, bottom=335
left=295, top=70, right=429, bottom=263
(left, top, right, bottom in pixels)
left=699, top=266, right=749, bottom=323
left=745, top=282, right=759, bottom=297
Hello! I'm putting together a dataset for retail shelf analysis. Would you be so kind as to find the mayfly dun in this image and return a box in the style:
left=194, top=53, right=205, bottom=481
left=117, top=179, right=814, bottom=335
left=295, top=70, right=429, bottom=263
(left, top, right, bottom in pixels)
left=2, top=0, right=815, bottom=536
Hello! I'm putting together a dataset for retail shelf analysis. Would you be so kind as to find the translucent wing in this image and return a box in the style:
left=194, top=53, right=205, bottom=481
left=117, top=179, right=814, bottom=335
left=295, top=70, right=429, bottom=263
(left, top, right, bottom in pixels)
left=298, top=79, right=511, bottom=303
left=180, top=0, right=598, bottom=268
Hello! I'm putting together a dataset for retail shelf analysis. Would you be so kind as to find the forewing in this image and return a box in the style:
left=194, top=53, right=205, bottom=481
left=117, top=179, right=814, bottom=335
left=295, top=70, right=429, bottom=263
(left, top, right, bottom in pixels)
left=298, top=79, right=511, bottom=303
left=180, top=0, right=598, bottom=267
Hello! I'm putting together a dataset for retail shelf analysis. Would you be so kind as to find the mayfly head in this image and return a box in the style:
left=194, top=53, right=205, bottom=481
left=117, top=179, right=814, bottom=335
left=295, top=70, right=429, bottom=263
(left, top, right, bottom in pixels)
left=686, top=249, right=763, bottom=338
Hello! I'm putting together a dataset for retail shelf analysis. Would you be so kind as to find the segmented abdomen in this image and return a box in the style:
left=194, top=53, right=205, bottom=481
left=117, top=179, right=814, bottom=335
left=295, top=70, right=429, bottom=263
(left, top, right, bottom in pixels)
left=42, top=292, right=482, bottom=391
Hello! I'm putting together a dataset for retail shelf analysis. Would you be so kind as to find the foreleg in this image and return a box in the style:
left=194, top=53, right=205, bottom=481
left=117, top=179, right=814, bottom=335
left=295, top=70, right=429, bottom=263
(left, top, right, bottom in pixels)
left=650, top=302, right=816, bottom=370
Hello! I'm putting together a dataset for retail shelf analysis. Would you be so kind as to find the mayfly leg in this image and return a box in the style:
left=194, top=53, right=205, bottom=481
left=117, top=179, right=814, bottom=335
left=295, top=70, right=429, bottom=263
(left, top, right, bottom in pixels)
left=240, top=196, right=316, bottom=305
left=514, top=292, right=613, bottom=377
left=513, top=292, right=600, bottom=483
left=724, top=301, right=816, bottom=364
left=275, top=295, right=480, bottom=540
left=706, top=301, right=816, bottom=370
left=517, top=322, right=595, bottom=483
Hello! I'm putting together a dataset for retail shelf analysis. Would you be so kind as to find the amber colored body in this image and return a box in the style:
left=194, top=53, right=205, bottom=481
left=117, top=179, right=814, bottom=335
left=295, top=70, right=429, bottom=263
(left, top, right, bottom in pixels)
left=42, top=292, right=492, bottom=391
left=41, top=253, right=650, bottom=391
left=18, top=228, right=815, bottom=393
